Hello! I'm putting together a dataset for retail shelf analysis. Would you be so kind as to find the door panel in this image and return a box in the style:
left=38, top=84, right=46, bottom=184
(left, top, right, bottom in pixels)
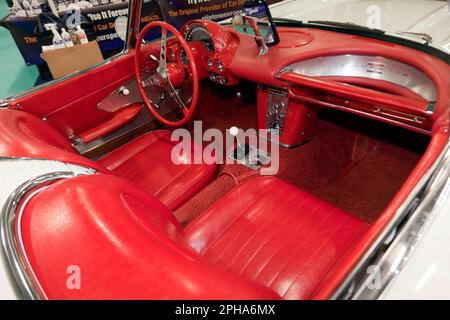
left=8, top=52, right=136, bottom=137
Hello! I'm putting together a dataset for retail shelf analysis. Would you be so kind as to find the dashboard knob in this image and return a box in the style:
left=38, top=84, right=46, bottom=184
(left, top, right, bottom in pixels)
left=119, top=87, right=130, bottom=96
left=207, top=58, right=213, bottom=70
left=216, top=60, right=224, bottom=72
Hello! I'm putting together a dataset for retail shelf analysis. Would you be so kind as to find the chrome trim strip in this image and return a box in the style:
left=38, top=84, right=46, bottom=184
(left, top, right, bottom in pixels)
left=0, top=159, right=96, bottom=300
left=332, top=141, right=450, bottom=300
left=0, top=171, right=75, bottom=299
left=288, top=89, right=431, bottom=135
left=354, top=144, right=450, bottom=299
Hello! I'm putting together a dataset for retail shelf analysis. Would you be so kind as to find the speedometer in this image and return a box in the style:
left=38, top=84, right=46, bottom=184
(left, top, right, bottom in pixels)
left=185, top=24, right=215, bottom=53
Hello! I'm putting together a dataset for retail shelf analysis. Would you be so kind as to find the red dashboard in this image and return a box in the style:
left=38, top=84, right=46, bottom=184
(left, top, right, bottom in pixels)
left=156, top=20, right=449, bottom=147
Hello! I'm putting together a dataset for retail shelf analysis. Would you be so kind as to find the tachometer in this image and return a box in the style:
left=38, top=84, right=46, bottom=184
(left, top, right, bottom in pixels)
left=185, top=24, right=215, bottom=52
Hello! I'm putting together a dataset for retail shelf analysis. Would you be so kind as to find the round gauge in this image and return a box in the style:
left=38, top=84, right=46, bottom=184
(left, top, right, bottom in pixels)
left=185, top=24, right=215, bottom=53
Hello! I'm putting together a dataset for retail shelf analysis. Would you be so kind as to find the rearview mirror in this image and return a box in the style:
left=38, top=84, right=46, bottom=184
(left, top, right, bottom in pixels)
left=232, top=15, right=271, bottom=38
left=232, top=0, right=279, bottom=51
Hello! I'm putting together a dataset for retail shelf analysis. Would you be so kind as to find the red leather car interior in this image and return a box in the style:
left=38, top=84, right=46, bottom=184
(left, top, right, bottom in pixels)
left=97, top=130, right=218, bottom=210
left=0, top=108, right=217, bottom=210
left=2, top=22, right=448, bottom=300
left=19, top=174, right=280, bottom=300
left=9, top=54, right=136, bottom=136
left=19, top=174, right=367, bottom=299
left=78, top=104, right=142, bottom=144
left=185, top=177, right=368, bottom=299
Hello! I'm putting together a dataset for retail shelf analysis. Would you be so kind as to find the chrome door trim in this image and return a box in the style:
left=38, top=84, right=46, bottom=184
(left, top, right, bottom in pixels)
left=332, top=141, right=450, bottom=300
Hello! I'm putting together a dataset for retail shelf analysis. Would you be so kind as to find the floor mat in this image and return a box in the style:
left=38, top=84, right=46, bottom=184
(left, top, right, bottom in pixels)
left=174, top=82, right=429, bottom=225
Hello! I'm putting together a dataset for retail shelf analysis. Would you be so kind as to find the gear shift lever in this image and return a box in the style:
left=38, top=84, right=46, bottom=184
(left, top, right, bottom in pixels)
left=230, top=126, right=248, bottom=160
left=230, top=126, right=242, bottom=148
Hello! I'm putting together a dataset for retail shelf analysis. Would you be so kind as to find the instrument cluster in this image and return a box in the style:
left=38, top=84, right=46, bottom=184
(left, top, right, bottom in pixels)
left=179, top=21, right=240, bottom=86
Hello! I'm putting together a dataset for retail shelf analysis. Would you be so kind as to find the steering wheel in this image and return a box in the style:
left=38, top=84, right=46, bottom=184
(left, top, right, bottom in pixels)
left=134, top=21, right=199, bottom=126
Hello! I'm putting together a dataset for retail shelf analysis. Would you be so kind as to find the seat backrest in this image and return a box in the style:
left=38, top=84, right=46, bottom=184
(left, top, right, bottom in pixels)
left=19, top=174, right=280, bottom=299
left=0, top=108, right=106, bottom=172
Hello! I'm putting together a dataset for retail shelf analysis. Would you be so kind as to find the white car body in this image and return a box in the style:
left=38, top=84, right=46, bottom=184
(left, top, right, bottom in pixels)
left=270, top=0, right=450, bottom=53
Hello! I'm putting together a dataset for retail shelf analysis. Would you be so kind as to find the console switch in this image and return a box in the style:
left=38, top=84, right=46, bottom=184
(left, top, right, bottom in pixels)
left=266, top=88, right=289, bottom=135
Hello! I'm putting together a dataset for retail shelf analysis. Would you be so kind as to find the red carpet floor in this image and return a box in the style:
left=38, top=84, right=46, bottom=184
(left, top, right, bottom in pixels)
left=174, top=82, right=429, bottom=225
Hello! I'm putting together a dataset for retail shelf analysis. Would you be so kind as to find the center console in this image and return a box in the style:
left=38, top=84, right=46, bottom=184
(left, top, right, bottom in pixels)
left=257, top=85, right=318, bottom=147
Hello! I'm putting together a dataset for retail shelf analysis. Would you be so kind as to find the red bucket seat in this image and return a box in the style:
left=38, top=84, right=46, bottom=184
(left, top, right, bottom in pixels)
left=0, top=108, right=217, bottom=210
left=20, top=174, right=368, bottom=299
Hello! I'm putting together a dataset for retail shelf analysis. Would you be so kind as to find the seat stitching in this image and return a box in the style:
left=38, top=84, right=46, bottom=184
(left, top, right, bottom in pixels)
left=207, top=182, right=290, bottom=263
left=233, top=191, right=315, bottom=275
left=253, top=195, right=326, bottom=280
left=183, top=177, right=275, bottom=232
left=153, top=163, right=194, bottom=197
left=307, top=224, right=367, bottom=299
left=198, top=180, right=275, bottom=256
left=223, top=188, right=303, bottom=272
left=280, top=214, right=350, bottom=298
left=106, top=135, right=162, bottom=171
left=264, top=205, right=339, bottom=288
left=163, top=163, right=218, bottom=209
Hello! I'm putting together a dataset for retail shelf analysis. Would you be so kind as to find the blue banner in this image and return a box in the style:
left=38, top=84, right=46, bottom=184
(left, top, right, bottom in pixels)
left=0, top=0, right=282, bottom=66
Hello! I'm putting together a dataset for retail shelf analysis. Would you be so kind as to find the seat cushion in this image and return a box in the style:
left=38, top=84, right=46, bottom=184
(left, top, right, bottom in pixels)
left=97, top=130, right=218, bottom=210
left=185, top=177, right=368, bottom=300
left=20, top=174, right=281, bottom=299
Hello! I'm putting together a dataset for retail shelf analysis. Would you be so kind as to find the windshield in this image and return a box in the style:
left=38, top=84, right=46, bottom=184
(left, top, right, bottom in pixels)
left=137, top=0, right=449, bottom=55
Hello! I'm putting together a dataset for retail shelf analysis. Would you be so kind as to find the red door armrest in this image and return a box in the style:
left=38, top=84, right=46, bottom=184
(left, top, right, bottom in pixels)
left=78, top=105, right=142, bottom=144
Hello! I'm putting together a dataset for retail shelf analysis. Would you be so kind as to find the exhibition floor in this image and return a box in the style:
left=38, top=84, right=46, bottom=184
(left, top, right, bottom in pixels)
left=0, top=1, right=38, bottom=99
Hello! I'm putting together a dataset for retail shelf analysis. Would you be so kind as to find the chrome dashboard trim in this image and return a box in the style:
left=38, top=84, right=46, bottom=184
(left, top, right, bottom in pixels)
left=281, top=55, right=438, bottom=102
left=288, top=89, right=431, bottom=135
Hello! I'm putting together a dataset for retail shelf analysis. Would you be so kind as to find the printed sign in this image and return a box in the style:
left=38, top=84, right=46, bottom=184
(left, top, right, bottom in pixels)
left=0, top=0, right=282, bottom=66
